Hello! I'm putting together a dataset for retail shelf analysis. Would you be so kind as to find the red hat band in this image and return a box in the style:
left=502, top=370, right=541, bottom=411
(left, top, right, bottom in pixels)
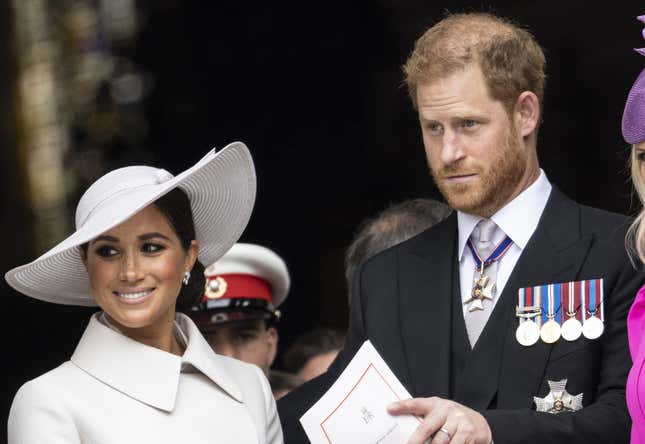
left=203, top=273, right=272, bottom=303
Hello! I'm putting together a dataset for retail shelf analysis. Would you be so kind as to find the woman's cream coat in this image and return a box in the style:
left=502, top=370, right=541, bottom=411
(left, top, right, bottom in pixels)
left=8, top=313, right=283, bottom=443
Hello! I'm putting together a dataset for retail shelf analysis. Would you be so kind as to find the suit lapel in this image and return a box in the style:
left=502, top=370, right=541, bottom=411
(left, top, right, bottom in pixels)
left=400, top=213, right=457, bottom=398
left=454, top=188, right=593, bottom=409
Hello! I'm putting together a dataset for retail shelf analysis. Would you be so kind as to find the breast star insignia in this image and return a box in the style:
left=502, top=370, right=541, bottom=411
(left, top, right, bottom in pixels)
left=533, top=379, right=583, bottom=414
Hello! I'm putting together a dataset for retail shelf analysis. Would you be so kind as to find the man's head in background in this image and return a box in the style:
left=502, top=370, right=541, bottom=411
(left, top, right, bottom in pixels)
left=345, top=198, right=452, bottom=300
left=282, top=327, right=345, bottom=381
left=190, top=243, right=289, bottom=375
left=269, top=370, right=305, bottom=400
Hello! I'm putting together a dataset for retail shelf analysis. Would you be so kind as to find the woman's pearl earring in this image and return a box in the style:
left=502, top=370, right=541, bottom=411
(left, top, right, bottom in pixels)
left=182, top=271, right=190, bottom=286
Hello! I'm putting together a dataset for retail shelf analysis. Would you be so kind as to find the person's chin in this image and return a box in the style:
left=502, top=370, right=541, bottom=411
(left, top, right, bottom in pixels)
left=445, top=190, right=487, bottom=214
left=106, top=304, right=158, bottom=330
left=442, top=182, right=477, bottom=202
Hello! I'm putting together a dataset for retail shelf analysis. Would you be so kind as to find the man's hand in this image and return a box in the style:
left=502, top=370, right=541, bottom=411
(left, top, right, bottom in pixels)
left=387, top=397, right=492, bottom=444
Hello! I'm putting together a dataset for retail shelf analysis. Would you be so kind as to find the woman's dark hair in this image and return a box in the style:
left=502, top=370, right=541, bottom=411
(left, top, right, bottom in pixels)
left=80, top=187, right=205, bottom=311
left=153, top=188, right=205, bottom=311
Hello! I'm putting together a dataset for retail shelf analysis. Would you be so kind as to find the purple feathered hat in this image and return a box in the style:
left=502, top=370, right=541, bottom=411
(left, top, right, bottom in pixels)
left=622, top=15, right=645, bottom=144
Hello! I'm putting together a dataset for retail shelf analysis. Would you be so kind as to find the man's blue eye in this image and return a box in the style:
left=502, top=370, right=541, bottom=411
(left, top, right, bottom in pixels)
left=428, top=123, right=443, bottom=133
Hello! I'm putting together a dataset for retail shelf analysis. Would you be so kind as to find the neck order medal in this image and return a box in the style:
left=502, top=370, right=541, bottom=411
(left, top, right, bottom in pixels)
left=465, top=235, right=513, bottom=312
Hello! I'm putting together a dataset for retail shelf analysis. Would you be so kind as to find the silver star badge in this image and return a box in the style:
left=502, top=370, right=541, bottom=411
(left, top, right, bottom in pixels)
left=533, top=379, right=583, bottom=414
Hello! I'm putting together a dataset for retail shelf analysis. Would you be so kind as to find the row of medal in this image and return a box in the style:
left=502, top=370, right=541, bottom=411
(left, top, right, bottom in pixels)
left=515, top=279, right=604, bottom=346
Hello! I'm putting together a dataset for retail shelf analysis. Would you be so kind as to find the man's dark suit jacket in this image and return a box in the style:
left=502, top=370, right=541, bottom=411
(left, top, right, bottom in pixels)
left=278, top=188, right=645, bottom=443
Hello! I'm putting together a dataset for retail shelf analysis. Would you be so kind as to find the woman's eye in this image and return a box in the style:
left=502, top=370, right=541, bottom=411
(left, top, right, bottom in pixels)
left=95, top=246, right=118, bottom=257
left=461, top=119, right=477, bottom=128
left=638, top=151, right=645, bottom=162
left=142, top=243, right=165, bottom=254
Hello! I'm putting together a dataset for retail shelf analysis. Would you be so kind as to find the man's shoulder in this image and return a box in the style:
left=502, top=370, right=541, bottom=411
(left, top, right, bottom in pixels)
left=543, top=188, right=631, bottom=238
left=543, top=192, right=638, bottom=282
left=562, top=194, right=632, bottom=239
left=578, top=203, right=631, bottom=228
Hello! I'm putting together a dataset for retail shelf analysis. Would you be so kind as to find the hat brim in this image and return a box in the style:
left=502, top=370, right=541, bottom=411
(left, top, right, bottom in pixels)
left=192, top=307, right=278, bottom=330
left=5, top=142, right=256, bottom=306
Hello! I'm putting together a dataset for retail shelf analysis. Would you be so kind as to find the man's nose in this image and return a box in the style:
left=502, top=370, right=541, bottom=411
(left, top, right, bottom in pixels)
left=439, top=130, right=466, bottom=165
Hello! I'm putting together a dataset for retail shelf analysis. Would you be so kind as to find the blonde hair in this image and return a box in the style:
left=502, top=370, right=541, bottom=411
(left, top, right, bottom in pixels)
left=403, top=13, right=546, bottom=117
left=627, top=145, right=645, bottom=263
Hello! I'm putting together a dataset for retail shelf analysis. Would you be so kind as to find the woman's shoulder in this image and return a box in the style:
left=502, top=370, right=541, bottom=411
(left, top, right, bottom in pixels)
left=9, top=362, right=84, bottom=443
left=12, top=361, right=83, bottom=403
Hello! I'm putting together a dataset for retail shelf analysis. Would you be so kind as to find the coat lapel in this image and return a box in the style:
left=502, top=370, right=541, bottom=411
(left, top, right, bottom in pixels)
left=71, top=314, right=182, bottom=412
left=454, top=188, right=593, bottom=409
left=177, top=314, right=244, bottom=403
left=71, top=313, right=244, bottom=412
left=400, top=213, right=458, bottom=398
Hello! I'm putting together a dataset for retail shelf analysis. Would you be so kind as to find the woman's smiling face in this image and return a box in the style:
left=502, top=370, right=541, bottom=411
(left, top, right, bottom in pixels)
left=83, top=203, right=198, bottom=332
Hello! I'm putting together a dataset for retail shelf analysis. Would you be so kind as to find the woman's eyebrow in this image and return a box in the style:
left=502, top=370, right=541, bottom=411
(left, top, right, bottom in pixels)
left=93, top=235, right=119, bottom=243
left=139, top=232, right=171, bottom=241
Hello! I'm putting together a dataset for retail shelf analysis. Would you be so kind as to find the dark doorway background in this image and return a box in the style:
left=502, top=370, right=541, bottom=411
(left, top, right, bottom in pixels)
left=3, top=1, right=644, bottom=439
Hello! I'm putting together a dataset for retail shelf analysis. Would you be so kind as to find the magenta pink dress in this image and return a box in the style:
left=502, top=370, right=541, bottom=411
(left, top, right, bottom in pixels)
left=628, top=285, right=645, bottom=443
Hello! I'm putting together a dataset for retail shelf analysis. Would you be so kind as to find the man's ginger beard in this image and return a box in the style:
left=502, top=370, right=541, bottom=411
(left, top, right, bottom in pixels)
left=430, top=126, right=527, bottom=217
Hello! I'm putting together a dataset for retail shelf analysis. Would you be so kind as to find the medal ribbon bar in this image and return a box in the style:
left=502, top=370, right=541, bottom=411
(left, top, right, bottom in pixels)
left=587, top=279, right=604, bottom=321
left=562, top=281, right=581, bottom=320
left=542, top=284, right=562, bottom=325
left=582, top=278, right=605, bottom=339
left=533, top=286, right=541, bottom=326
left=581, top=280, right=587, bottom=322
left=516, top=278, right=605, bottom=344
left=516, top=286, right=541, bottom=324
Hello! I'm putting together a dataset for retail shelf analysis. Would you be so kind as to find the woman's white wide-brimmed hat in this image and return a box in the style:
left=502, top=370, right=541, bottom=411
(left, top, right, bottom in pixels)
left=5, top=141, right=256, bottom=306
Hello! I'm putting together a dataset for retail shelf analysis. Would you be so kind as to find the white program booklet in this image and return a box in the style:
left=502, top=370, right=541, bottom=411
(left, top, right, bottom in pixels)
left=299, top=340, right=420, bottom=444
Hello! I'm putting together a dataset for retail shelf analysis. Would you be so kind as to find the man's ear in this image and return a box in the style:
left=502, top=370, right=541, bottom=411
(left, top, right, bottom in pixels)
left=514, top=91, right=540, bottom=138
left=266, top=326, right=278, bottom=368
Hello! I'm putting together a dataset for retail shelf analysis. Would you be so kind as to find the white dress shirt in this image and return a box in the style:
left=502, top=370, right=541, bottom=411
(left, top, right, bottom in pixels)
left=458, top=169, right=552, bottom=317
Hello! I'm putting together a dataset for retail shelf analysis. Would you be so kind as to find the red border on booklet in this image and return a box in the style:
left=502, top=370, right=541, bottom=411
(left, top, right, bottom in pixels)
left=319, top=363, right=419, bottom=443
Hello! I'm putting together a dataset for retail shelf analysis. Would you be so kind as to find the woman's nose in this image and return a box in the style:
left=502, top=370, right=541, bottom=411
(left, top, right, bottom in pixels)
left=119, top=254, right=143, bottom=282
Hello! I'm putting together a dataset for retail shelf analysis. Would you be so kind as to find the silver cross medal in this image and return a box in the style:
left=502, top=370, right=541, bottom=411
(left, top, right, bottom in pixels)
left=466, top=263, right=495, bottom=312
left=533, top=379, right=583, bottom=414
